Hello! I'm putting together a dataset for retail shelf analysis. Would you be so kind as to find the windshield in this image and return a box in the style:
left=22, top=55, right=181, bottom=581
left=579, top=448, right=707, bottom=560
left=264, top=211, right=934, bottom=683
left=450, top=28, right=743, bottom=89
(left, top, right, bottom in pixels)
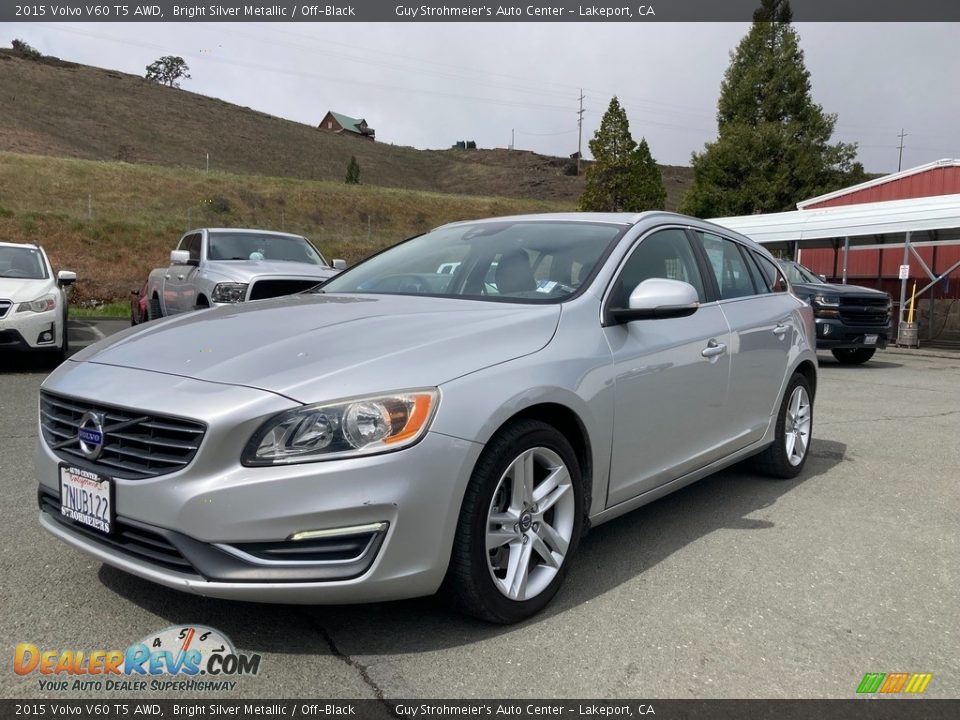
left=779, top=260, right=823, bottom=285
left=0, top=246, right=48, bottom=279
left=319, top=220, right=627, bottom=303
left=207, top=232, right=327, bottom=265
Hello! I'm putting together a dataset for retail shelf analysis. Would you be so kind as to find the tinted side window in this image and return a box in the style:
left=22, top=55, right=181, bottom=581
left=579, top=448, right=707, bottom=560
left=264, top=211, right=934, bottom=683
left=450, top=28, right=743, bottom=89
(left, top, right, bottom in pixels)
left=754, top=253, right=789, bottom=293
left=176, top=234, right=202, bottom=263
left=611, top=228, right=706, bottom=307
left=695, top=232, right=757, bottom=300
left=186, top=234, right=202, bottom=263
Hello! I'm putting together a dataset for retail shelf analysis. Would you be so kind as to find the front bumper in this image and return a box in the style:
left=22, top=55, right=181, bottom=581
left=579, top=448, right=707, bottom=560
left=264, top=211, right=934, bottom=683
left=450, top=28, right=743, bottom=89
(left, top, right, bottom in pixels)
left=814, top=318, right=889, bottom=350
left=35, top=367, right=481, bottom=603
left=0, top=308, right=61, bottom=351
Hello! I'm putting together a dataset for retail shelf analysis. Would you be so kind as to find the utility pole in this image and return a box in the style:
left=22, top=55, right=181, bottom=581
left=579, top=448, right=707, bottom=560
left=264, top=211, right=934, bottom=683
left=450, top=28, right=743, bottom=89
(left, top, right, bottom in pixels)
left=576, top=89, right=585, bottom=176
left=897, top=128, right=908, bottom=172
left=510, top=129, right=514, bottom=150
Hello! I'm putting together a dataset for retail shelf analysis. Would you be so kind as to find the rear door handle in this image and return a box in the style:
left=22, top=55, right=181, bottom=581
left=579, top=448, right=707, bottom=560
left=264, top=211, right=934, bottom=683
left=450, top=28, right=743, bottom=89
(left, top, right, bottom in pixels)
left=773, top=322, right=789, bottom=337
left=701, top=339, right=727, bottom=358
left=176, top=275, right=185, bottom=281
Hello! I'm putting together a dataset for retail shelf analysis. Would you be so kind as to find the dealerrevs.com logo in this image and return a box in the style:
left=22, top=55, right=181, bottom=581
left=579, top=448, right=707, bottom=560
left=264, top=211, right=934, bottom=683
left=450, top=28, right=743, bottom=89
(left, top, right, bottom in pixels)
left=14, top=626, right=261, bottom=693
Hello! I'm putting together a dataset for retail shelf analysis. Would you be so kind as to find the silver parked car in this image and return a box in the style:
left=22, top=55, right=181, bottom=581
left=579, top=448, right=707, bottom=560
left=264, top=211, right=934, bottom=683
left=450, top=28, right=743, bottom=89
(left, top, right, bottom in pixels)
left=36, top=213, right=816, bottom=623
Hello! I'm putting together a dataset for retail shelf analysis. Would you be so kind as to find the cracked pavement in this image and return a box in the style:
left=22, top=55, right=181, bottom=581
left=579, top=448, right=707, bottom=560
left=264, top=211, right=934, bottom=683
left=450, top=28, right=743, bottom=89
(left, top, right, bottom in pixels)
left=1, top=330, right=958, bottom=699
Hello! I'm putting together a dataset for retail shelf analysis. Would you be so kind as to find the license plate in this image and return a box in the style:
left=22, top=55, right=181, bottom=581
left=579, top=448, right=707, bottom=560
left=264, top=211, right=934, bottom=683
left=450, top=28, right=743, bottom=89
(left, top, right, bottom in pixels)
left=864, top=334, right=878, bottom=345
left=59, top=466, right=113, bottom=534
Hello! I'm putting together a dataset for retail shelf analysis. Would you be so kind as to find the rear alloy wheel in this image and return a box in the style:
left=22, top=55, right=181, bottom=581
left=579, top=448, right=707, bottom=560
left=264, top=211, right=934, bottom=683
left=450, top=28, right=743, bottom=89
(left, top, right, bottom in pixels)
left=831, top=348, right=876, bottom=365
left=446, top=420, right=584, bottom=623
left=752, top=373, right=813, bottom=479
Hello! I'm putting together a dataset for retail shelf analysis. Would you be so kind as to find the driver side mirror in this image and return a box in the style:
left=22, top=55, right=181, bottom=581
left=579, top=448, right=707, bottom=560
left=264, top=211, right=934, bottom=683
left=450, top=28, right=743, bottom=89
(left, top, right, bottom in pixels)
left=332, top=258, right=347, bottom=270
left=170, top=250, right=195, bottom=266
left=57, top=270, right=77, bottom=287
left=609, top=278, right=700, bottom=324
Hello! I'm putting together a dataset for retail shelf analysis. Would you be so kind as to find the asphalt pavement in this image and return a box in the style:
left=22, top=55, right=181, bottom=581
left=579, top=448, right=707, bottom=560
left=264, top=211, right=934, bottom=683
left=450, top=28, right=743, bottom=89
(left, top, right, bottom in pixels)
left=1, top=325, right=957, bottom=699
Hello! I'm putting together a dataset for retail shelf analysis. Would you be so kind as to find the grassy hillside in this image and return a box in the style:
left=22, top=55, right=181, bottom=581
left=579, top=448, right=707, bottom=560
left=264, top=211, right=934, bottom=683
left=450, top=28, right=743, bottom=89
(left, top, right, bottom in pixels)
left=0, top=47, right=700, bottom=308
left=0, top=49, right=694, bottom=208
left=0, top=153, right=571, bottom=305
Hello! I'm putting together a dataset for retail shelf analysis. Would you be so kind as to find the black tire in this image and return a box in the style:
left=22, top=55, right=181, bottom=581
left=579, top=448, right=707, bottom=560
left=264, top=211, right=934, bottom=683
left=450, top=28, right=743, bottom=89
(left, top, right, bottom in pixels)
left=148, top=295, right=162, bottom=321
left=831, top=348, right=875, bottom=365
left=444, top=419, right=585, bottom=624
left=751, top=373, right=813, bottom=479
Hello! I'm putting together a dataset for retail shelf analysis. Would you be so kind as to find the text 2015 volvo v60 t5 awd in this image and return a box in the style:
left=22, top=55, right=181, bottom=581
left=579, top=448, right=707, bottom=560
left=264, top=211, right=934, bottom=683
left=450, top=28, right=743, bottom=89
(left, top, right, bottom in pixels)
left=36, top=213, right=816, bottom=623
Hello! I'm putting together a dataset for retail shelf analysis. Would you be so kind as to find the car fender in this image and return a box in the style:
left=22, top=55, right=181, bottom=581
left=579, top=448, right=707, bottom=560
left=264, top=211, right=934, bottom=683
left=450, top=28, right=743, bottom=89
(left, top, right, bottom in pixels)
left=434, top=312, right=615, bottom=520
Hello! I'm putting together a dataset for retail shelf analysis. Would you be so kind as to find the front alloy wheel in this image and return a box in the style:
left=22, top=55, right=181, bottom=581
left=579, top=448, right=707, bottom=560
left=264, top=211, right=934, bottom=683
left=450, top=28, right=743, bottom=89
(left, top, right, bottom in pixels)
left=486, top=447, right=576, bottom=601
left=446, top=420, right=584, bottom=623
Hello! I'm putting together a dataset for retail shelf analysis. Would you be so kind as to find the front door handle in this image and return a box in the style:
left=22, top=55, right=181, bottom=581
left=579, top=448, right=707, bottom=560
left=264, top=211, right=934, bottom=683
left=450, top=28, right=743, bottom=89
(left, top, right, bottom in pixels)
left=701, top=339, right=727, bottom=358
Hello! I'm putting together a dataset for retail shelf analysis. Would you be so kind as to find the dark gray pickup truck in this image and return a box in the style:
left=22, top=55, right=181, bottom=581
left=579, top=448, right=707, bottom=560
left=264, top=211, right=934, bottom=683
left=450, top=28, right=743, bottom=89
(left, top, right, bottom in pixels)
left=779, top=260, right=891, bottom=365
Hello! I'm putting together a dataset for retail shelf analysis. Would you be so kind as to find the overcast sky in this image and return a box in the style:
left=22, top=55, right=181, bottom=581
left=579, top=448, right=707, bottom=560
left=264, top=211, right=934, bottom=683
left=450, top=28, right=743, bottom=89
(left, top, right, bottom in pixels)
left=7, top=22, right=959, bottom=173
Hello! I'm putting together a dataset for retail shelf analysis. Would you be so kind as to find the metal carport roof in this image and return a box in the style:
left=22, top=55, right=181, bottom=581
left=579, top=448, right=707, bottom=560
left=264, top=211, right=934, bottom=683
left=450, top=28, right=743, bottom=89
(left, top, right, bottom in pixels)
left=710, top=193, right=960, bottom=248
left=709, top=193, right=960, bottom=327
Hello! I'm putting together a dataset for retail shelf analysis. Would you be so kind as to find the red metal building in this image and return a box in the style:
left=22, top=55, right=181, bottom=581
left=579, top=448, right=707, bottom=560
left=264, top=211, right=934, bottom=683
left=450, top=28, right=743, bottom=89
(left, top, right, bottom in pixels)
left=797, top=159, right=960, bottom=299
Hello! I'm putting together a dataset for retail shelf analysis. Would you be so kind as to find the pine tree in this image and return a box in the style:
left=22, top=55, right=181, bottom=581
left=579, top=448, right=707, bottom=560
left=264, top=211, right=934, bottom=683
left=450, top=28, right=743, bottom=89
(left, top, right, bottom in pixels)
left=680, top=0, right=865, bottom=218
left=345, top=156, right=361, bottom=184
left=579, top=97, right=666, bottom=212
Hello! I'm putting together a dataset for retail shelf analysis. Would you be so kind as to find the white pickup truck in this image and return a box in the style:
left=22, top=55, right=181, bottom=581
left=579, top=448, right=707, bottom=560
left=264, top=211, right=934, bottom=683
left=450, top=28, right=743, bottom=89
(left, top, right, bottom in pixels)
left=141, top=228, right=345, bottom=320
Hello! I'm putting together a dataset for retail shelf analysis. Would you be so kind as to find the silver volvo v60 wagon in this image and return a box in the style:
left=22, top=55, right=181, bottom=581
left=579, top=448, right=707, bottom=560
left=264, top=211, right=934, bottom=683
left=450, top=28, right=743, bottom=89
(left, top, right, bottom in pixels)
left=36, top=212, right=816, bottom=623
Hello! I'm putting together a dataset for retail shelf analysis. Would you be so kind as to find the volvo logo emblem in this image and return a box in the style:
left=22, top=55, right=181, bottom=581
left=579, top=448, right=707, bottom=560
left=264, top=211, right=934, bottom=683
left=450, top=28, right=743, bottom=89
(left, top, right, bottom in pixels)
left=77, top=411, right=105, bottom=460
left=518, top=511, right=533, bottom=532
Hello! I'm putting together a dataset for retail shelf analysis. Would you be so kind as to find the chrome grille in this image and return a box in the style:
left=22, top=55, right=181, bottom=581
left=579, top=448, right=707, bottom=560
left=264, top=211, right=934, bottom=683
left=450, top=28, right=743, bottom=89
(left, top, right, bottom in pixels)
left=0, top=299, right=11, bottom=318
left=40, top=392, right=206, bottom=479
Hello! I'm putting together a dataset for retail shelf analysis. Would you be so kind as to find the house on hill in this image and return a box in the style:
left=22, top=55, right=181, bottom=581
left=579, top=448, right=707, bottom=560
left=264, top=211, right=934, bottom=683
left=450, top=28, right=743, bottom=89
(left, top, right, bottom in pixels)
left=318, top=111, right=375, bottom=141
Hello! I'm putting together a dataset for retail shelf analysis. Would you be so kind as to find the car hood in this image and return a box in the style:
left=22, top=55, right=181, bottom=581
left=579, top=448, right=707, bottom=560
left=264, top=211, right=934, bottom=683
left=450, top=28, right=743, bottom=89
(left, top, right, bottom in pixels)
left=0, top=277, right=53, bottom=302
left=204, top=260, right=337, bottom=282
left=70, top=293, right=561, bottom=402
left=791, top=282, right=890, bottom=299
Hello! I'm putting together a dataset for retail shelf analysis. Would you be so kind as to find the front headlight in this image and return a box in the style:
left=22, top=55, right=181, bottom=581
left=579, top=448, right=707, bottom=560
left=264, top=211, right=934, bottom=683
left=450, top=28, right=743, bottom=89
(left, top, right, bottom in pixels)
left=16, top=293, right=57, bottom=313
left=811, top=294, right=840, bottom=318
left=242, top=389, right=440, bottom=465
left=811, top=294, right=840, bottom=307
left=211, top=282, right=248, bottom=303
